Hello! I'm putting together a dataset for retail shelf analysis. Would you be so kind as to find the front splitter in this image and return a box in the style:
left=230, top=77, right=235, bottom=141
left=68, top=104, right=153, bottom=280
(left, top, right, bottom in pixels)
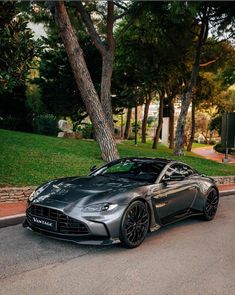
left=23, top=219, right=120, bottom=246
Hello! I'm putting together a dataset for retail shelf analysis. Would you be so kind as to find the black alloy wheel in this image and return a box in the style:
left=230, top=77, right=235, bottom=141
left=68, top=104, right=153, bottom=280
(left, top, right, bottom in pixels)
left=120, top=200, right=150, bottom=248
left=203, top=189, right=219, bottom=221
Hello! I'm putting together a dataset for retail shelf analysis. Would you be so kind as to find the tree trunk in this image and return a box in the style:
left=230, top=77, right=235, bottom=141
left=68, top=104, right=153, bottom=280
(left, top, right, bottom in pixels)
left=168, top=99, right=175, bottom=149
left=101, top=52, right=115, bottom=133
left=75, top=0, right=115, bottom=134
left=100, top=1, right=115, bottom=134
left=152, top=93, right=164, bottom=149
left=142, top=97, right=151, bottom=143
left=187, top=101, right=195, bottom=152
left=134, top=103, right=138, bottom=145
left=202, top=131, right=210, bottom=144
left=174, top=6, right=209, bottom=156
left=54, top=1, right=119, bottom=162
left=124, top=108, right=132, bottom=139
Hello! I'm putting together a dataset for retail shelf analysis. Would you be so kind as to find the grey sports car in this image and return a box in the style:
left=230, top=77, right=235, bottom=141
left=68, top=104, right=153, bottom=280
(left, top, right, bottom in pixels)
left=23, top=157, right=219, bottom=248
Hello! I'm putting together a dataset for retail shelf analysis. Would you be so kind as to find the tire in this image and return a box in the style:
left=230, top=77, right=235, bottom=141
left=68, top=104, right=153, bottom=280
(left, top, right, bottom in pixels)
left=120, top=200, right=150, bottom=248
left=203, top=189, right=219, bottom=221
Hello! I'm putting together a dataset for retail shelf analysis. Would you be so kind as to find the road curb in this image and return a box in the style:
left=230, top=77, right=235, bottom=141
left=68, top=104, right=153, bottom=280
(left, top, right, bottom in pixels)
left=220, top=190, right=235, bottom=197
left=0, top=214, right=25, bottom=228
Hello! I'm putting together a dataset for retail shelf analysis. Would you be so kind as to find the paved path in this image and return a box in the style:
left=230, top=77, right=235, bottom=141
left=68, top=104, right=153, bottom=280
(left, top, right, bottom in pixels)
left=192, top=146, right=235, bottom=164
left=0, top=196, right=234, bottom=295
left=0, top=202, right=26, bottom=217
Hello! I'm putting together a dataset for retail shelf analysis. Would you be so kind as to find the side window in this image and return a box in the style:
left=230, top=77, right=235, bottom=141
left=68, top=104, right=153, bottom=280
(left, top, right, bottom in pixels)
left=183, top=165, right=195, bottom=176
left=172, top=164, right=194, bottom=177
left=163, top=165, right=182, bottom=180
left=164, top=164, right=194, bottom=179
left=164, top=166, right=177, bottom=177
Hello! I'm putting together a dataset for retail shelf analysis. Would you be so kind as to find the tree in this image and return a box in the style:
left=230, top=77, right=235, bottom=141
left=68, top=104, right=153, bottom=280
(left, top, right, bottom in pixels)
left=74, top=1, right=115, bottom=132
left=114, top=2, right=195, bottom=149
left=124, top=108, right=132, bottom=139
left=174, top=3, right=209, bottom=155
left=186, top=39, right=235, bottom=151
left=152, top=91, right=164, bottom=149
left=74, top=1, right=136, bottom=134
left=54, top=1, right=119, bottom=162
left=209, top=115, right=222, bottom=136
left=31, top=23, right=102, bottom=128
left=174, top=2, right=235, bottom=155
left=0, top=2, right=36, bottom=94
left=0, top=2, right=38, bottom=131
left=142, top=94, right=152, bottom=143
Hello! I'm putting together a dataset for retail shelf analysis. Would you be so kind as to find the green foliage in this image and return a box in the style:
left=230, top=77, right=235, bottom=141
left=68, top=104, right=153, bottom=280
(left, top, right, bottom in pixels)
left=214, top=142, right=234, bottom=155
left=29, top=12, right=101, bottom=122
left=209, top=115, right=222, bottom=135
left=81, top=124, right=94, bottom=139
left=0, top=2, right=38, bottom=94
left=0, top=2, right=39, bottom=132
left=131, top=121, right=141, bottom=133
left=75, top=123, right=94, bottom=139
left=218, top=67, right=235, bottom=88
left=32, top=114, right=58, bottom=136
left=113, top=2, right=193, bottom=108
left=0, top=115, right=19, bottom=131
left=1, top=129, right=235, bottom=186
left=0, top=84, right=33, bottom=132
left=147, top=116, right=155, bottom=127
left=26, top=83, right=44, bottom=114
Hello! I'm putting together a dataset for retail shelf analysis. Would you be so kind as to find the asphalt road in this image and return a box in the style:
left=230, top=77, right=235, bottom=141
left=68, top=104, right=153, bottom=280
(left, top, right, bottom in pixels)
left=0, top=196, right=235, bottom=295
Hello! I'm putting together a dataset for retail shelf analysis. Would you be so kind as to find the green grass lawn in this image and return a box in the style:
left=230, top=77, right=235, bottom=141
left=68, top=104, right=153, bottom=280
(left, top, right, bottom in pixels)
left=191, top=142, right=213, bottom=148
left=0, top=129, right=234, bottom=187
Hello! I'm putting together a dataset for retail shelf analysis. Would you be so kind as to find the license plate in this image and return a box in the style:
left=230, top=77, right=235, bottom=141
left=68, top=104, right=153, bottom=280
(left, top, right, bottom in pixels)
left=31, top=216, right=57, bottom=231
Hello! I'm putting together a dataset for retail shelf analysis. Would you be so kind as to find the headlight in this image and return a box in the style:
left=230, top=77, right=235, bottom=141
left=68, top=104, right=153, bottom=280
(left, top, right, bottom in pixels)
left=28, top=191, right=36, bottom=202
left=82, top=203, right=118, bottom=213
left=28, top=185, right=46, bottom=202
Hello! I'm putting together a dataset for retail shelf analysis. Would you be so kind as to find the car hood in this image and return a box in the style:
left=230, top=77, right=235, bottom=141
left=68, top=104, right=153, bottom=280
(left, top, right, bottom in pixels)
left=31, top=175, right=148, bottom=207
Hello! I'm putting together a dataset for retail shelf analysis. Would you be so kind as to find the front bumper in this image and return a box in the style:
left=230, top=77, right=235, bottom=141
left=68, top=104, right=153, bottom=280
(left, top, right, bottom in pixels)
left=23, top=203, right=126, bottom=245
left=23, top=219, right=120, bottom=245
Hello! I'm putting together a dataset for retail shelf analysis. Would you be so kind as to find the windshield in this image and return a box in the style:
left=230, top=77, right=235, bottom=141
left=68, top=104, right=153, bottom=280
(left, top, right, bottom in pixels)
left=92, top=159, right=166, bottom=183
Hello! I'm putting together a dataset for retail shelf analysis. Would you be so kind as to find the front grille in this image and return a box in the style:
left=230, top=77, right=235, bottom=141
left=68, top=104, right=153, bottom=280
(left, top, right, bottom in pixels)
left=27, top=205, right=89, bottom=235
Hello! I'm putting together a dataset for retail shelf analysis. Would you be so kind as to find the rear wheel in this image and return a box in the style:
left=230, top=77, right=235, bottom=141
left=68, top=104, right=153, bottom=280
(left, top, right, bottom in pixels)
left=120, top=201, right=150, bottom=248
left=203, top=189, right=219, bottom=221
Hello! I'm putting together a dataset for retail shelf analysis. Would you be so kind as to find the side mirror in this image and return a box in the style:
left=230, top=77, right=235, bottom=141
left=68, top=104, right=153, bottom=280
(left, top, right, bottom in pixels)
left=90, top=165, right=97, bottom=172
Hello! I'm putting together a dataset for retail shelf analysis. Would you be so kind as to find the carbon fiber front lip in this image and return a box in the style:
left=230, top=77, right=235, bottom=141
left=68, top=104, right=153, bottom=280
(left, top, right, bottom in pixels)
left=23, top=219, right=119, bottom=245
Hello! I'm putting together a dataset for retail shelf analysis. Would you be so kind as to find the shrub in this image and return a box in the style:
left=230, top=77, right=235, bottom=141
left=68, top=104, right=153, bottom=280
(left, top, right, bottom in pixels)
left=214, top=142, right=235, bottom=154
left=209, top=115, right=222, bottom=135
left=32, top=114, right=58, bottom=136
left=147, top=116, right=155, bottom=127
left=0, top=115, right=19, bottom=130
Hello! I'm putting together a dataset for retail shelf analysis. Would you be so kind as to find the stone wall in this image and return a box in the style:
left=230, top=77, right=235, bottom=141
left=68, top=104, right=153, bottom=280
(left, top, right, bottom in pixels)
left=0, top=187, right=36, bottom=203
left=0, top=175, right=234, bottom=204
left=213, top=175, right=235, bottom=184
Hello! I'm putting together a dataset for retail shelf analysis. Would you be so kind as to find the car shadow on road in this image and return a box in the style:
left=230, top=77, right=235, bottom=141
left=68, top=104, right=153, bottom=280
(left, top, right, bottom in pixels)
left=22, top=216, right=204, bottom=253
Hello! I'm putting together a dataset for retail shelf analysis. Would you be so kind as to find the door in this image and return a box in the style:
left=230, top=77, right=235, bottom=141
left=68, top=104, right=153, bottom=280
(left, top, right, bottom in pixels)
left=152, top=163, right=198, bottom=225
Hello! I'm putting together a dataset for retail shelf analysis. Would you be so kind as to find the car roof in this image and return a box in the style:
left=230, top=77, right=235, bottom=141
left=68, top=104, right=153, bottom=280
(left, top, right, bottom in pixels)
left=121, top=157, right=173, bottom=164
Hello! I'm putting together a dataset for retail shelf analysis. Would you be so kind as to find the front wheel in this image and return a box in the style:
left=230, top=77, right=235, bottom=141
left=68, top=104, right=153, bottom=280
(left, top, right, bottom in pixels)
left=120, top=200, right=150, bottom=248
left=203, top=189, right=219, bottom=221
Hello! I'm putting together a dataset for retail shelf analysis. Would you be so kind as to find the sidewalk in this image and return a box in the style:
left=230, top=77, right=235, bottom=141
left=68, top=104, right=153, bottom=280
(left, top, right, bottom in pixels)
left=0, top=184, right=235, bottom=228
left=0, top=202, right=26, bottom=218
left=192, top=146, right=235, bottom=164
